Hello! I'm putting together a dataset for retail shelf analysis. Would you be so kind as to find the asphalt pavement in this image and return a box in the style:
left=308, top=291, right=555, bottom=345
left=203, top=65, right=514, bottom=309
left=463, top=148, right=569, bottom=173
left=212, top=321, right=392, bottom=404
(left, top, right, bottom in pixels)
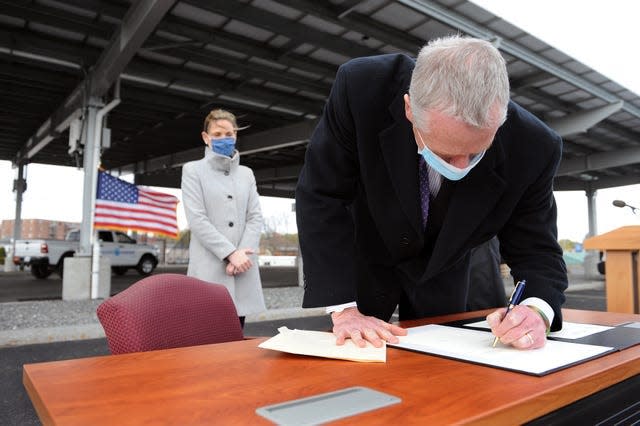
left=0, top=264, right=332, bottom=425
left=0, top=263, right=606, bottom=425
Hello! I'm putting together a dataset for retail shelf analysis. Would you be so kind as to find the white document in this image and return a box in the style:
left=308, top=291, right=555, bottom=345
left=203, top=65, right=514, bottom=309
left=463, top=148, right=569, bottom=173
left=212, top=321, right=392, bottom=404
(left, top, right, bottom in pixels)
left=389, top=324, right=613, bottom=375
left=258, top=327, right=386, bottom=363
left=464, top=319, right=614, bottom=339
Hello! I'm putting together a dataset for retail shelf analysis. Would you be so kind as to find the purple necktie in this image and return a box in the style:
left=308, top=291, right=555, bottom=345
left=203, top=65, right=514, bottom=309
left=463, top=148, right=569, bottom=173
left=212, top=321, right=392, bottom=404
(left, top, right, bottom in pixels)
left=418, top=156, right=430, bottom=229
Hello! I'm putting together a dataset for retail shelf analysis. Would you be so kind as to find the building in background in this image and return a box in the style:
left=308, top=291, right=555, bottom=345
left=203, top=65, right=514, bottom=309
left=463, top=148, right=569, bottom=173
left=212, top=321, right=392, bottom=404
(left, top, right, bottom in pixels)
left=0, top=219, right=80, bottom=240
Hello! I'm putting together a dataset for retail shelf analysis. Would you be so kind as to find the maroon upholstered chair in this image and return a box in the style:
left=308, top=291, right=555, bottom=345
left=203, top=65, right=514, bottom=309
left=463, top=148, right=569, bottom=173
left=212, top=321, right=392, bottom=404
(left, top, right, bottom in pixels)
left=97, top=273, right=243, bottom=354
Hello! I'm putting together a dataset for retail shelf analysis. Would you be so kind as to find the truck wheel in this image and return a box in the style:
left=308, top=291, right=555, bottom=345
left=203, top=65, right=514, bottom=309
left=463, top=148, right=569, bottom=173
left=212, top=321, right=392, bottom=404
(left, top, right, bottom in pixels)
left=31, top=264, right=52, bottom=279
left=137, top=255, right=157, bottom=276
left=112, top=266, right=128, bottom=276
left=57, top=254, right=73, bottom=278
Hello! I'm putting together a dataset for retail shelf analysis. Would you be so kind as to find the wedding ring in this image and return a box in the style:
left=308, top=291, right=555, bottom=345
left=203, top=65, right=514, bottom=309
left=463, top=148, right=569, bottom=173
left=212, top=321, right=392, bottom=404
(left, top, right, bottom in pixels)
left=525, top=332, right=534, bottom=345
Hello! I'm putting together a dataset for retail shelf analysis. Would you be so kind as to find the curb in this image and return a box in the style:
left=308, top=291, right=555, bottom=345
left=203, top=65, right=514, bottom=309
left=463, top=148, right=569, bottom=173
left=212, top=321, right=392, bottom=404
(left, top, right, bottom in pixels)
left=0, top=324, right=105, bottom=347
left=0, top=307, right=325, bottom=348
left=246, top=307, right=325, bottom=322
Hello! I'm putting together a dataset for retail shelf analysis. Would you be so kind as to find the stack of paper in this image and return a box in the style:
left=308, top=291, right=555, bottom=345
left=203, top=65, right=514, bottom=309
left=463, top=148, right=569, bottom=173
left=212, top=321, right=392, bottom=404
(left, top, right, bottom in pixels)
left=258, top=327, right=386, bottom=363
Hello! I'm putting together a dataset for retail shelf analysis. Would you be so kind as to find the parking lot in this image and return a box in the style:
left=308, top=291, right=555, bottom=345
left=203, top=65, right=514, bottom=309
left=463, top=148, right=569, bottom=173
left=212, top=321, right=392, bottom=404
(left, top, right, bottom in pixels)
left=0, top=264, right=299, bottom=303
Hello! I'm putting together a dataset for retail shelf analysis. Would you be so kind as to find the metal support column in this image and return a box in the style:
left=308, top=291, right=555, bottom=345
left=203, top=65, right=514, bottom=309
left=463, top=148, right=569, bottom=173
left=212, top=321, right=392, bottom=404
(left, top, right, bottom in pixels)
left=61, top=98, right=103, bottom=301
left=586, top=186, right=598, bottom=238
left=78, top=98, right=103, bottom=257
left=584, top=185, right=600, bottom=278
left=10, top=164, right=26, bottom=270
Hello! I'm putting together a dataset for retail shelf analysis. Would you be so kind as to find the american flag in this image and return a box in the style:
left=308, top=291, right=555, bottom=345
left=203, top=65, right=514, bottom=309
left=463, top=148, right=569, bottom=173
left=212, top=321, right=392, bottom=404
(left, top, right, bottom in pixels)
left=95, top=172, right=179, bottom=238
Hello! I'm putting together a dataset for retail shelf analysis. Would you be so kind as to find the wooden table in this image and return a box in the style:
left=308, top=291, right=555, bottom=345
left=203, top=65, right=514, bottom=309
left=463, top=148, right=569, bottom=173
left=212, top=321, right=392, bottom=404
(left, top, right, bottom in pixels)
left=23, top=309, right=640, bottom=425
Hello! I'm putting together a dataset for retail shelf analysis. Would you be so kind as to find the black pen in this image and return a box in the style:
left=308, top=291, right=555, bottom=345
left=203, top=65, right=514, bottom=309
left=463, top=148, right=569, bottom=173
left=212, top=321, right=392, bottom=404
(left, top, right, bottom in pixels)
left=492, top=279, right=527, bottom=347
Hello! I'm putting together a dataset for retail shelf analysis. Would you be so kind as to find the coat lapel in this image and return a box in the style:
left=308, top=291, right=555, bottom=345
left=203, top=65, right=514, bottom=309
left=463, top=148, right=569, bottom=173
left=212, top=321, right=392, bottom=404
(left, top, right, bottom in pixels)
left=423, top=139, right=507, bottom=281
left=379, top=91, right=422, bottom=235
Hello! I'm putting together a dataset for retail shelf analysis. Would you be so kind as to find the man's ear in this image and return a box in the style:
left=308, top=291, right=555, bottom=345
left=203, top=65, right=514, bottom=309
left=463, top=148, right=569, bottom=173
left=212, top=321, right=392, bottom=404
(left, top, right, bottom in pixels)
left=201, top=131, right=210, bottom=146
left=403, top=94, right=413, bottom=123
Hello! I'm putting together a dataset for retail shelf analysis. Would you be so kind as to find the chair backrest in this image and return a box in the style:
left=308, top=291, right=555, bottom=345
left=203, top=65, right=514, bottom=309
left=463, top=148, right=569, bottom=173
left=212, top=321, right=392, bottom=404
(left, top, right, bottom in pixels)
left=97, top=273, right=243, bottom=354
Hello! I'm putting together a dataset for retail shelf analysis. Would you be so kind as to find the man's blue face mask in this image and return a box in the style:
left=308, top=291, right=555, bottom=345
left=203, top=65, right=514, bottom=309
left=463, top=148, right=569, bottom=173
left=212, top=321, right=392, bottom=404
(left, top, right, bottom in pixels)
left=211, top=137, right=236, bottom=157
left=415, top=128, right=485, bottom=181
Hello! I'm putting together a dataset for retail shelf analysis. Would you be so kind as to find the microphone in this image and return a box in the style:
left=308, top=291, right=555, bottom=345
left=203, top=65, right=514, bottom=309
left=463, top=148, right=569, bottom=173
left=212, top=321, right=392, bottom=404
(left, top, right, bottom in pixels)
left=613, top=199, right=638, bottom=214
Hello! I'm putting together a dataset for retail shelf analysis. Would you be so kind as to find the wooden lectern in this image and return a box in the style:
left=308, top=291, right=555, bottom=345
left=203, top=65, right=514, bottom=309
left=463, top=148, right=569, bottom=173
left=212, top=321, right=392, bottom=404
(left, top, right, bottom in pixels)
left=584, top=226, right=640, bottom=313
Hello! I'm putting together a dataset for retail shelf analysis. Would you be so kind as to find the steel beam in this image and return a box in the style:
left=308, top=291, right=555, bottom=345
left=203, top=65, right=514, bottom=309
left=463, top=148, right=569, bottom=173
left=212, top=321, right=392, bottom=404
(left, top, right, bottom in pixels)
left=115, top=120, right=315, bottom=175
left=557, top=147, right=640, bottom=176
left=554, top=174, right=640, bottom=191
left=182, top=0, right=376, bottom=59
left=276, top=0, right=422, bottom=53
left=547, top=102, right=624, bottom=137
left=13, top=0, right=176, bottom=165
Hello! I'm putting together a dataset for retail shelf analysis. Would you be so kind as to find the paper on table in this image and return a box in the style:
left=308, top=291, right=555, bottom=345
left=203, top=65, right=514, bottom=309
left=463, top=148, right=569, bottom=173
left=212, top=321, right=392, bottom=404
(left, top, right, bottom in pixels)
left=549, top=322, right=613, bottom=339
left=389, top=324, right=613, bottom=375
left=464, top=319, right=614, bottom=339
left=258, top=327, right=386, bottom=363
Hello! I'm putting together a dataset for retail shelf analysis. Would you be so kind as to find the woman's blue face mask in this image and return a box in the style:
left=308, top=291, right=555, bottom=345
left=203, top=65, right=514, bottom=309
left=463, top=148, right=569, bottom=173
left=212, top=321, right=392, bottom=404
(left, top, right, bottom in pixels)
left=415, top=128, right=485, bottom=181
left=211, top=137, right=236, bottom=157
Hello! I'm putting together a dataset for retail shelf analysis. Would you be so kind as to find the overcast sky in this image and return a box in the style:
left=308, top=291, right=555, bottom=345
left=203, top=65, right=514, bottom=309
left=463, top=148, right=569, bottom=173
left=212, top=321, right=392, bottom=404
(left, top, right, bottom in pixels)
left=1, top=0, right=639, bottom=240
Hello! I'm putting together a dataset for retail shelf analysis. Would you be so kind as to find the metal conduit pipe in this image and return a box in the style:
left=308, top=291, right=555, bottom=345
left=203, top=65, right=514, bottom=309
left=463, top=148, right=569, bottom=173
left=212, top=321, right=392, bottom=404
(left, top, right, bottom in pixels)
left=90, top=81, right=121, bottom=299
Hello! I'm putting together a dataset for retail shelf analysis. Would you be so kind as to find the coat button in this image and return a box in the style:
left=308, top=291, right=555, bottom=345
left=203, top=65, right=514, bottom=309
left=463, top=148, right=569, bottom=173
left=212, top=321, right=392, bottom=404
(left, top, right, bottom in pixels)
left=224, top=171, right=229, bottom=176
left=228, top=222, right=234, bottom=227
left=227, top=195, right=233, bottom=199
left=400, top=236, right=409, bottom=246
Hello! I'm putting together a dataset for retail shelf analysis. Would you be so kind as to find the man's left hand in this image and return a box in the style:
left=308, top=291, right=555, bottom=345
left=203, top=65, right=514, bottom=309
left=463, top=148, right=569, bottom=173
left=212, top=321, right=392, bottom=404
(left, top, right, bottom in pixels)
left=486, top=305, right=547, bottom=349
left=331, top=307, right=407, bottom=348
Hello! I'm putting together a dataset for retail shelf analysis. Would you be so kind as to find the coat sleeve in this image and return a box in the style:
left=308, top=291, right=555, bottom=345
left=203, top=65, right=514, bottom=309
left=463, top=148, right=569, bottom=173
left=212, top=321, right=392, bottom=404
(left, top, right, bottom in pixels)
left=498, top=130, right=568, bottom=331
left=295, top=63, right=361, bottom=307
left=238, top=170, right=263, bottom=251
left=181, top=162, right=236, bottom=261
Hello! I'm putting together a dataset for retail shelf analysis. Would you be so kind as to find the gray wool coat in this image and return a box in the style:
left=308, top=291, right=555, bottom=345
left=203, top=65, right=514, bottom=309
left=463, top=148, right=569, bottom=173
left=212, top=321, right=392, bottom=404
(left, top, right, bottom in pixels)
left=181, top=148, right=266, bottom=316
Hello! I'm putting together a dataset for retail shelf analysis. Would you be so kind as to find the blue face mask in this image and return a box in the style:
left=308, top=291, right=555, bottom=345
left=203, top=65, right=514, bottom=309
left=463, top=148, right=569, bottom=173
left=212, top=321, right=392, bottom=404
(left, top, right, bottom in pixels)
left=415, top=129, right=485, bottom=181
left=211, top=137, right=236, bottom=157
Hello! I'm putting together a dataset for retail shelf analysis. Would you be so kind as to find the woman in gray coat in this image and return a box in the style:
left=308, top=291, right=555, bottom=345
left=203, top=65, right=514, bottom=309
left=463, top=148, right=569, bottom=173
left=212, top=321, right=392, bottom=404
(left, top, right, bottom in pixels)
left=181, top=109, right=266, bottom=327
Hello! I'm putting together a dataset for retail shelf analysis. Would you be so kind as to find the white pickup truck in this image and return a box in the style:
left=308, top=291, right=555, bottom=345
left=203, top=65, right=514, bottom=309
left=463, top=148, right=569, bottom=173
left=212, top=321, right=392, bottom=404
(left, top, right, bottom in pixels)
left=13, top=229, right=159, bottom=279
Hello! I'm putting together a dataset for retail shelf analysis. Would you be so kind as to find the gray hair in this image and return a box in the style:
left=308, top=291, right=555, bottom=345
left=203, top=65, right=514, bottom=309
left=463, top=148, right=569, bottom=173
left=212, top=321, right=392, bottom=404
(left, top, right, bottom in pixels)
left=409, top=35, right=510, bottom=130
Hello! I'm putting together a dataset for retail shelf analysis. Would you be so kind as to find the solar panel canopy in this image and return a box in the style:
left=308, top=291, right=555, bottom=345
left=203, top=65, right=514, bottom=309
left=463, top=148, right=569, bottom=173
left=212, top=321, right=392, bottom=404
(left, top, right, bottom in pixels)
left=1, top=0, right=639, bottom=197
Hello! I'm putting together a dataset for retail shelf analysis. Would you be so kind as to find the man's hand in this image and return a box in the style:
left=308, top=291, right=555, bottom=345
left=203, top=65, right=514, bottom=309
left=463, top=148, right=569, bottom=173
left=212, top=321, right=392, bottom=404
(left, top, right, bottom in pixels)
left=486, top=305, right=547, bottom=349
left=331, top=307, right=407, bottom=348
left=227, top=248, right=254, bottom=274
